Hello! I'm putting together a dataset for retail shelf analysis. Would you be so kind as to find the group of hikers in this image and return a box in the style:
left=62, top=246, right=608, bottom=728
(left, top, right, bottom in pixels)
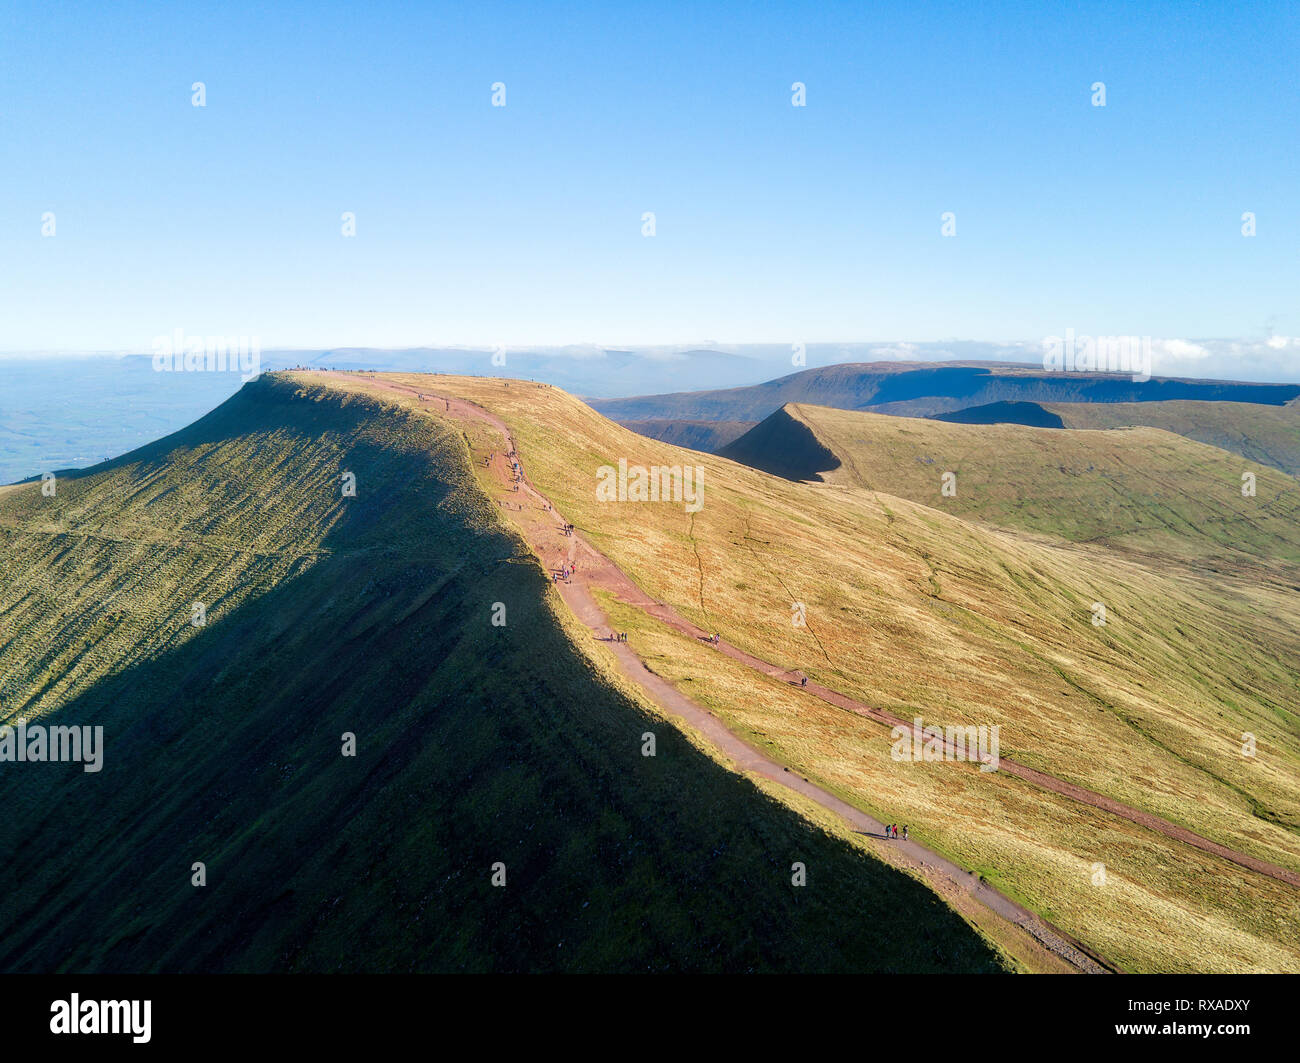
left=562, top=523, right=574, bottom=536
left=883, top=824, right=908, bottom=841
left=554, top=561, right=578, bottom=583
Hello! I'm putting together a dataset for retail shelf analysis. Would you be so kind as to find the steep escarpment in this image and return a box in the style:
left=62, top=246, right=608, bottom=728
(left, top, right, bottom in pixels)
left=0, top=375, right=1004, bottom=973
left=717, top=404, right=842, bottom=481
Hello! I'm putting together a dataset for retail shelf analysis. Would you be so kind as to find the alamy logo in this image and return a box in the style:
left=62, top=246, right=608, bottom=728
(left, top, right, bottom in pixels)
left=50, top=994, right=150, bottom=1043
left=152, top=328, right=261, bottom=381
left=1042, top=329, right=1151, bottom=383
left=890, top=716, right=1000, bottom=772
left=0, top=718, right=104, bottom=772
left=596, top=458, right=704, bottom=513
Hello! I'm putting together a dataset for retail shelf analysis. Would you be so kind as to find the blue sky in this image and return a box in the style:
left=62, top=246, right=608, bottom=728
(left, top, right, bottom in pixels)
left=2, top=0, right=1297, bottom=362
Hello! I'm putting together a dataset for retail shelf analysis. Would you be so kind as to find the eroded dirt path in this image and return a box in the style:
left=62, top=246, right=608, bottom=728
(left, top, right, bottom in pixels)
left=318, top=374, right=1140, bottom=973
left=423, top=381, right=1299, bottom=886
left=339, top=373, right=1300, bottom=963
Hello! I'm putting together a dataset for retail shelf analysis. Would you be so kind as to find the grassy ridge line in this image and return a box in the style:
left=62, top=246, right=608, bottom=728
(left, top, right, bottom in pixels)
left=0, top=375, right=1007, bottom=973
left=388, top=375, right=1101, bottom=972
left=721, top=399, right=1300, bottom=843
left=1043, top=399, right=1300, bottom=478
left=760, top=401, right=1300, bottom=568
left=346, top=373, right=1300, bottom=973
left=754, top=401, right=1300, bottom=846
left=399, top=376, right=1300, bottom=860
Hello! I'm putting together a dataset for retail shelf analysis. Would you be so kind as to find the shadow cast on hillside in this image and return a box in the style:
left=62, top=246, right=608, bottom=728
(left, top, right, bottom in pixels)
left=0, top=379, right=1005, bottom=974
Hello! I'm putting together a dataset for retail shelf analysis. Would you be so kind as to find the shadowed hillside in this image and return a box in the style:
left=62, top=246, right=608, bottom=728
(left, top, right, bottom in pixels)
left=359, top=373, right=1300, bottom=973
left=717, top=405, right=841, bottom=481
left=932, top=401, right=1066, bottom=429
left=0, top=376, right=1007, bottom=973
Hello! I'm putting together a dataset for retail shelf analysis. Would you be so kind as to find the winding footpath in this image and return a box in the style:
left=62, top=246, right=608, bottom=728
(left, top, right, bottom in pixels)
left=328, top=373, right=1299, bottom=972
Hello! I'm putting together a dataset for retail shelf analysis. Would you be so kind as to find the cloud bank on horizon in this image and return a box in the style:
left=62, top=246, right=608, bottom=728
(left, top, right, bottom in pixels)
left=5, top=336, right=1299, bottom=392
left=848, top=336, right=1300, bottom=385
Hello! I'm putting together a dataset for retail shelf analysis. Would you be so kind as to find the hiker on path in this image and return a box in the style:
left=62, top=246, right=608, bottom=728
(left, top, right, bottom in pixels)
left=885, top=824, right=892, bottom=840
left=893, top=825, right=899, bottom=839
left=800, top=675, right=807, bottom=688
left=902, top=825, right=908, bottom=841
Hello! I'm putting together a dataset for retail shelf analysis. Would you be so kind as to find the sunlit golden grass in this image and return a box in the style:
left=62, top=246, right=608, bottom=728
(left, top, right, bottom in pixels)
left=1, top=375, right=1020, bottom=973
left=1044, top=398, right=1300, bottom=478
left=781, top=401, right=1300, bottom=568
left=0, top=381, right=475, bottom=721
left=311, top=372, right=1300, bottom=971
left=594, top=588, right=1300, bottom=973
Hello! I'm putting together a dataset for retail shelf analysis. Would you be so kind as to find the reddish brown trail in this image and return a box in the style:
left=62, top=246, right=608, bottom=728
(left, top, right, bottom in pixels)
left=326, top=373, right=1297, bottom=968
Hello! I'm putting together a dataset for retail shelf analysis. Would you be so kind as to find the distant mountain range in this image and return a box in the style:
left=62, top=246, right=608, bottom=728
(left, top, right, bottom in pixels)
left=7, top=354, right=1300, bottom=486
left=592, top=362, right=1300, bottom=426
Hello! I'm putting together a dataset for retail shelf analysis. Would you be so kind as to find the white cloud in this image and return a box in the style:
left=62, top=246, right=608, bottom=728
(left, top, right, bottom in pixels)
left=1153, top=338, right=1211, bottom=361
left=866, top=342, right=919, bottom=361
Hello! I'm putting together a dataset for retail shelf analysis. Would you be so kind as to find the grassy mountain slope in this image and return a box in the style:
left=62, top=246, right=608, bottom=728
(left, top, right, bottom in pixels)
left=0, top=376, right=1006, bottom=973
left=737, top=403, right=1300, bottom=567
left=934, top=398, right=1300, bottom=478
left=1047, top=399, right=1300, bottom=478
left=590, top=362, right=1300, bottom=424
left=355, top=373, right=1300, bottom=973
